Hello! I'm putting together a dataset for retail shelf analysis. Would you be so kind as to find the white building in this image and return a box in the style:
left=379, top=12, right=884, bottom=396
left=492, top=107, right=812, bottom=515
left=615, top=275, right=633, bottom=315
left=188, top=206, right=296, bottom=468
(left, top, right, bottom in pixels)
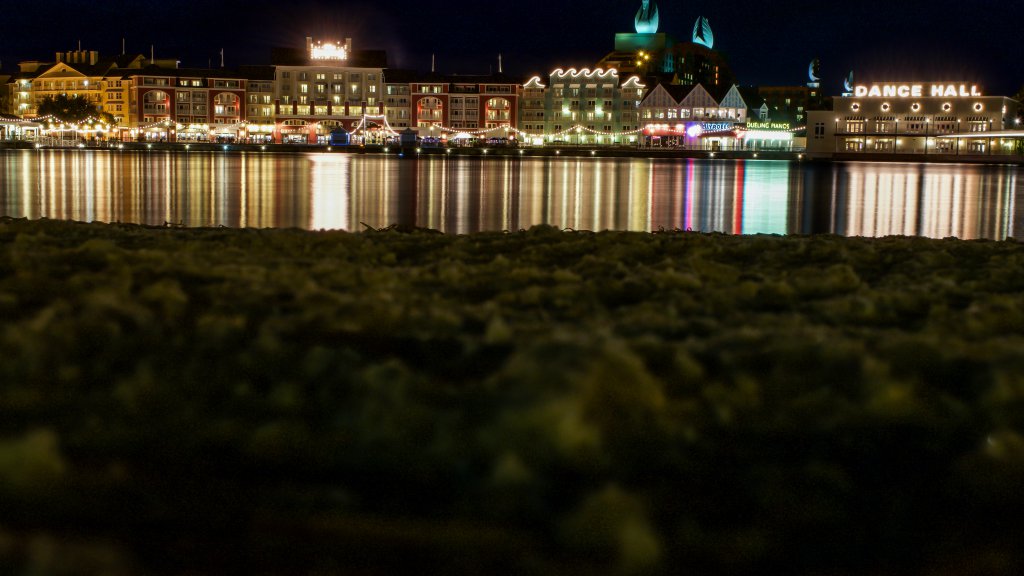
left=272, top=38, right=386, bottom=144
left=638, top=82, right=750, bottom=149
left=518, top=68, right=645, bottom=145
left=807, top=82, right=1020, bottom=157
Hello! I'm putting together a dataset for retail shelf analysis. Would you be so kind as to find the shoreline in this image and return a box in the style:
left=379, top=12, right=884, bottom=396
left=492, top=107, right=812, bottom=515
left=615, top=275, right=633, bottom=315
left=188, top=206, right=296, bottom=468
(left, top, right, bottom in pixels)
left=3, top=139, right=1024, bottom=165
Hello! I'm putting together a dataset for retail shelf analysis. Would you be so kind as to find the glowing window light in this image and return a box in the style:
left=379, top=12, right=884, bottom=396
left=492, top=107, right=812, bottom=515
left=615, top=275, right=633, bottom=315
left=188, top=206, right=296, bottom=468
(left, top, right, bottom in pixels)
left=310, top=41, right=348, bottom=61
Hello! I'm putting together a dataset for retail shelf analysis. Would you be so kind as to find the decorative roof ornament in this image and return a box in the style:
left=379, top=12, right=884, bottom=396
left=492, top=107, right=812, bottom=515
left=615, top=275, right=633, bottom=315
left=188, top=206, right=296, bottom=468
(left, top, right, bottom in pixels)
left=692, top=16, right=714, bottom=49
left=634, top=0, right=659, bottom=34
left=844, top=70, right=855, bottom=94
left=808, top=58, right=821, bottom=83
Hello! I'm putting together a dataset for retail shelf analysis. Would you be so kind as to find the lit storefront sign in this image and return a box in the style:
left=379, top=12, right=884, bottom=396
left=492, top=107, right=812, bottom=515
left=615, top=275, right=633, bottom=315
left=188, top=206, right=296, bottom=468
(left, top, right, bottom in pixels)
left=695, top=121, right=734, bottom=133
left=747, top=121, right=791, bottom=131
left=644, top=122, right=735, bottom=137
left=853, top=83, right=982, bottom=98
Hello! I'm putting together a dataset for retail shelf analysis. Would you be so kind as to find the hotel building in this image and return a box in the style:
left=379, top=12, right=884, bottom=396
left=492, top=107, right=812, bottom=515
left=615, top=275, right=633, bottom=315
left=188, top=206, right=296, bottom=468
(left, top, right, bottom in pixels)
left=807, top=82, right=1020, bottom=157
left=7, top=49, right=154, bottom=125
left=126, top=67, right=248, bottom=142
left=407, top=73, right=520, bottom=141
left=271, top=37, right=386, bottom=144
left=520, top=68, right=645, bottom=145
left=242, top=66, right=277, bottom=142
left=637, top=82, right=750, bottom=148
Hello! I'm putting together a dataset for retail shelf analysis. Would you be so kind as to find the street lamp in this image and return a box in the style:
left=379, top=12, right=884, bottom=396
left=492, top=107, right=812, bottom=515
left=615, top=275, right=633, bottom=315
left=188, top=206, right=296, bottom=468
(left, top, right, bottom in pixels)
left=925, top=118, right=930, bottom=154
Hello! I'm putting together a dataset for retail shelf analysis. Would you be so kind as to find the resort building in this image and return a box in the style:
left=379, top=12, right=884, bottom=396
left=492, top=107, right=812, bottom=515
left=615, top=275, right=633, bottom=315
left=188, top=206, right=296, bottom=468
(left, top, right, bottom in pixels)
left=0, top=113, right=41, bottom=141
left=382, top=69, right=416, bottom=131
left=807, top=82, right=1021, bottom=157
left=518, top=68, right=645, bottom=145
left=241, top=66, right=277, bottom=143
left=124, top=67, right=249, bottom=142
left=406, top=72, right=520, bottom=143
left=637, top=82, right=754, bottom=149
left=6, top=49, right=155, bottom=125
left=271, top=37, right=386, bottom=144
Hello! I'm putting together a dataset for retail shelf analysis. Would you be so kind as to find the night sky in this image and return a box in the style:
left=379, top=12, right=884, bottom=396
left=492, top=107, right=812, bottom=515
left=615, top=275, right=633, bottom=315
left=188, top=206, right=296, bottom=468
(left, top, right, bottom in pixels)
left=3, top=0, right=1021, bottom=95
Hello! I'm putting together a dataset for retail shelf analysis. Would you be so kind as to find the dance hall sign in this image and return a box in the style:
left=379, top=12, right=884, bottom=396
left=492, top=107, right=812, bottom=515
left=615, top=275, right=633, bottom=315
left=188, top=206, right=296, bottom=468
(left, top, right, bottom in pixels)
left=853, top=83, right=982, bottom=98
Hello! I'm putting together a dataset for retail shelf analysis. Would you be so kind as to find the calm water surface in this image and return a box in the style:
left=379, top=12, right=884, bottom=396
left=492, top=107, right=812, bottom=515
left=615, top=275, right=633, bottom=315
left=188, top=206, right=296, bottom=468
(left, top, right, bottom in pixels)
left=1, top=149, right=1021, bottom=239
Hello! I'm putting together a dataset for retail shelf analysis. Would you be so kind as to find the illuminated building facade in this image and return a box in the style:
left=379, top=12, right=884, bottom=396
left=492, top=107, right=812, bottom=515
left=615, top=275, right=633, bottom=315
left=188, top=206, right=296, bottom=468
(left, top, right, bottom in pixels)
left=242, top=66, right=277, bottom=142
left=382, top=69, right=415, bottom=131
left=807, top=82, right=1021, bottom=157
left=406, top=74, right=520, bottom=141
left=520, top=68, right=645, bottom=145
left=6, top=49, right=151, bottom=124
left=638, top=82, right=751, bottom=148
left=271, top=37, right=386, bottom=144
left=127, top=68, right=248, bottom=142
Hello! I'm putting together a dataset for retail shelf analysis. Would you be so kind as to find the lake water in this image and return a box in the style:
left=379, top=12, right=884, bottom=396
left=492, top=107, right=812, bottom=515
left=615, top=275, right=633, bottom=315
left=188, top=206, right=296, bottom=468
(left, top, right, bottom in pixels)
left=1, top=149, right=1021, bottom=239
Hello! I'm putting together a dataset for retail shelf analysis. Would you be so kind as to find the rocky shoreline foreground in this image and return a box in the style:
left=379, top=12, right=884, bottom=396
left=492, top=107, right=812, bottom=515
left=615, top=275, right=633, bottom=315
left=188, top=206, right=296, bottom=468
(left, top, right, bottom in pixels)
left=1, top=218, right=1023, bottom=575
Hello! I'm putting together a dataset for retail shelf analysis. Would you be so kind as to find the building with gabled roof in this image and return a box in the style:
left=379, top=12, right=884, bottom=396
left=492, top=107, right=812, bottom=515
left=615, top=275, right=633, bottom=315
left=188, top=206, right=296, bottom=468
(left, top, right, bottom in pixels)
left=638, top=81, right=749, bottom=148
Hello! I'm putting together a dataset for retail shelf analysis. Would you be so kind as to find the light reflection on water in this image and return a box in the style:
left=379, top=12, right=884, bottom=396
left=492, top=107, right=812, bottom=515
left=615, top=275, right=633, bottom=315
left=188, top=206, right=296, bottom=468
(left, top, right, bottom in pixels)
left=1, top=149, right=1020, bottom=239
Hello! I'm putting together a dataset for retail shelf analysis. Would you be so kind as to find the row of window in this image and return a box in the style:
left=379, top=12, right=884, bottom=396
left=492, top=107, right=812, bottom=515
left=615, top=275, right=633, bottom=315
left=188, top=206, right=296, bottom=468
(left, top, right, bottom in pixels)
left=641, top=108, right=743, bottom=120
left=843, top=120, right=990, bottom=134
left=280, top=96, right=378, bottom=106
left=281, top=72, right=377, bottom=82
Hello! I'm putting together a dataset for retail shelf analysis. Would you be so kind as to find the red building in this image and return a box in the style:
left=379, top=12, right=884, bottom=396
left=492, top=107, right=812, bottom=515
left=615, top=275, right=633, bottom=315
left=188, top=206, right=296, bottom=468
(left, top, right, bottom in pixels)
left=404, top=73, right=520, bottom=141
left=127, top=67, right=248, bottom=142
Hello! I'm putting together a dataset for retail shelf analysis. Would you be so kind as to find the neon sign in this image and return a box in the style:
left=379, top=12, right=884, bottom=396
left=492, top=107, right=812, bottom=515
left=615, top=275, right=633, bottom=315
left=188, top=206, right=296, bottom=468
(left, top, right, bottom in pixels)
left=688, top=122, right=733, bottom=134
left=853, top=83, right=982, bottom=98
left=310, top=41, right=348, bottom=61
left=747, top=121, right=791, bottom=130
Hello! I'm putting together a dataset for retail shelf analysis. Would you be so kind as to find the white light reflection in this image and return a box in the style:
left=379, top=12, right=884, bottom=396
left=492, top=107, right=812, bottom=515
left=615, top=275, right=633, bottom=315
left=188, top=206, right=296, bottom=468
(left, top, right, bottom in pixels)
left=309, top=154, right=351, bottom=231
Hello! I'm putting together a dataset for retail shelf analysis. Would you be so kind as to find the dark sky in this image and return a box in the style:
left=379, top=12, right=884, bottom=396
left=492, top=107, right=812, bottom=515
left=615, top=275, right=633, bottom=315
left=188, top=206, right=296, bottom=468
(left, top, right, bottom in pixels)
left=2, top=0, right=1021, bottom=95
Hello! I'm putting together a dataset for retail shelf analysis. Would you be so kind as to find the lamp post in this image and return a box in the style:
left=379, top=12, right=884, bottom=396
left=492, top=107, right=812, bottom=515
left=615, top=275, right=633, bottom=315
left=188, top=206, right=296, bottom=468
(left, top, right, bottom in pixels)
left=834, top=117, right=839, bottom=153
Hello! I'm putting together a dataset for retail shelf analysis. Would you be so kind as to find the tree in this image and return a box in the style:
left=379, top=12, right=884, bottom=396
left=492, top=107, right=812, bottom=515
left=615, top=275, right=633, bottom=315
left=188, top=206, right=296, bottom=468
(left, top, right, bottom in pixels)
left=36, top=94, right=102, bottom=124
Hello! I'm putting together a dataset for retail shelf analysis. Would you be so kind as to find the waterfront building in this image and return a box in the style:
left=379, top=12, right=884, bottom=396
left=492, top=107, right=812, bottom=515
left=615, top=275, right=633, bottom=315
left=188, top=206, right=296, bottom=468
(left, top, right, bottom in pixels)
left=637, top=82, right=750, bottom=148
left=124, top=67, right=248, bottom=142
left=807, top=82, right=1021, bottom=157
left=271, top=37, right=386, bottom=144
left=408, top=72, right=520, bottom=142
left=383, top=69, right=416, bottom=131
left=0, top=113, right=42, bottom=141
left=6, top=49, right=154, bottom=125
left=241, top=65, right=277, bottom=143
left=519, top=68, right=645, bottom=145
